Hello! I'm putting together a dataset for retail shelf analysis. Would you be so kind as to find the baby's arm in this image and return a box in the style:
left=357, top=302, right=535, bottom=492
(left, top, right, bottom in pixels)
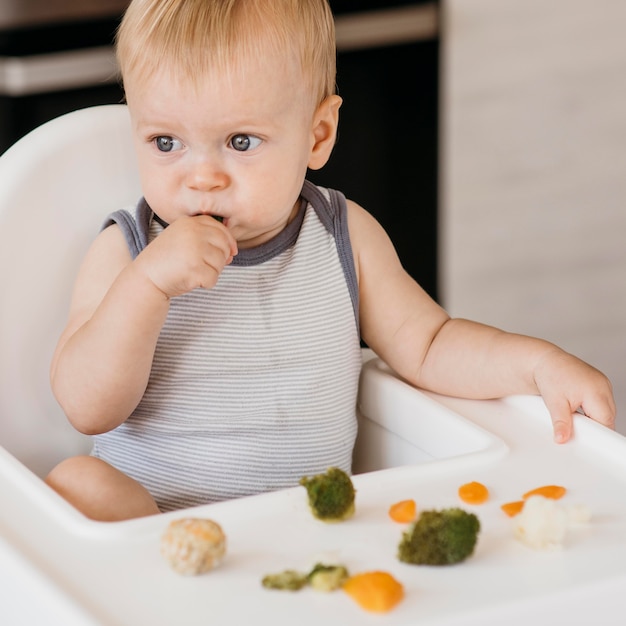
left=51, top=215, right=237, bottom=435
left=348, top=200, right=615, bottom=442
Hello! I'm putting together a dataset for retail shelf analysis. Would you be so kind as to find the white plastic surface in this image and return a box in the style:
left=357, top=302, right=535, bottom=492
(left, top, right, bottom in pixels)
left=0, top=105, right=141, bottom=477
left=354, top=358, right=507, bottom=473
left=1, top=108, right=626, bottom=624
left=0, top=360, right=626, bottom=625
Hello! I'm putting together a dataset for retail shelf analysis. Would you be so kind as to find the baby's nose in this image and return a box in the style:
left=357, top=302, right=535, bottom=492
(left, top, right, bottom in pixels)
left=186, top=157, right=230, bottom=191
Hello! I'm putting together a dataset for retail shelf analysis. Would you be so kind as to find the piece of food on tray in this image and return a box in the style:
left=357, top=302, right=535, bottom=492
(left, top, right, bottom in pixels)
left=343, top=571, right=404, bottom=613
left=161, top=518, right=226, bottom=575
left=308, top=563, right=350, bottom=592
left=262, top=569, right=309, bottom=591
left=513, top=495, right=591, bottom=550
left=389, top=499, right=417, bottom=523
left=299, top=467, right=355, bottom=522
left=523, top=485, right=566, bottom=500
left=500, top=500, right=525, bottom=517
left=458, top=481, right=489, bottom=505
left=513, top=495, right=568, bottom=550
left=397, top=507, right=480, bottom=565
left=501, top=485, right=567, bottom=517
left=262, top=562, right=349, bottom=592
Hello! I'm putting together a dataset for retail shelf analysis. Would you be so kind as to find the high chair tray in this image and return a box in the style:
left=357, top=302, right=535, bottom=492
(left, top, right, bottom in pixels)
left=1, top=357, right=626, bottom=625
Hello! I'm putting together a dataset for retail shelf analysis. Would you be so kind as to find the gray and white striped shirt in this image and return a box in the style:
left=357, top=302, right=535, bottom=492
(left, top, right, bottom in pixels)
left=92, top=181, right=362, bottom=511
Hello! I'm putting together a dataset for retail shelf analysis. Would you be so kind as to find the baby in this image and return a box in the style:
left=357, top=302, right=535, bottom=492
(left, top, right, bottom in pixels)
left=46, top=0, right=615, bottom=521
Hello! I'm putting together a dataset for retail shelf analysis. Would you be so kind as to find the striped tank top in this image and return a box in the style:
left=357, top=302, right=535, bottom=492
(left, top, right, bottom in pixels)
left=91, top=180, right=363, bottom=511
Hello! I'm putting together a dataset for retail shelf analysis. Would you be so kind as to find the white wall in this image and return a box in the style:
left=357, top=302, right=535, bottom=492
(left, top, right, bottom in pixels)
left=441, top=0, right=626, bottom=432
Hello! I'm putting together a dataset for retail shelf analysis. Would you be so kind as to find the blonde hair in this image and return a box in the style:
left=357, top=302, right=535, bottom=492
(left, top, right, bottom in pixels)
left=116, top=0, right=336, bottom=106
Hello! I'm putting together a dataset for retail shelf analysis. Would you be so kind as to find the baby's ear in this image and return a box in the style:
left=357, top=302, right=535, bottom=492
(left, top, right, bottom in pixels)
left=308, top=95, right=342, bottom=170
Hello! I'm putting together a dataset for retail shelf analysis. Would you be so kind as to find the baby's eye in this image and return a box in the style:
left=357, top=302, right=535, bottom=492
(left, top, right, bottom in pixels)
left=230, top=134, right=262, bottom=152
left=154, top=136, right=183, bottom=152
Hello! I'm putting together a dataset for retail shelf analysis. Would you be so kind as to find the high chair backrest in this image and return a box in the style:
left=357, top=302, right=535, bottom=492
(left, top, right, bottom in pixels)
left=0, top=105, right=141, bottom=477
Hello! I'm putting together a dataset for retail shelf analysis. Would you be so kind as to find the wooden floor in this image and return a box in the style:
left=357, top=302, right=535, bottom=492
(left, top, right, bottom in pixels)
left=441, top=0, right=626, bottom=432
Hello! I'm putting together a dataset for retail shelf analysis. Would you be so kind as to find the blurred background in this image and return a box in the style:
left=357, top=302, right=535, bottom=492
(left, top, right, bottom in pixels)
left=440, top=0, right=626, bottom=434
left=0, top=0, right=623, bottom=433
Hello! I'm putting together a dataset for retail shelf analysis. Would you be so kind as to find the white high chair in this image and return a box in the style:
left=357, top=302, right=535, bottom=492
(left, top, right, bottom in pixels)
left=0, top=105, right=142, bottom=478
left=2, top=109, right=624, bottom=624
left=0, top=104, right=460, bottom=488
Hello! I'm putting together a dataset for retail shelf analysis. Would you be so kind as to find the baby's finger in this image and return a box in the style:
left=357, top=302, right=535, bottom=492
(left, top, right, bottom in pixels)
left=544, top=396, right=574, bottom=444
left=579, top=394, right=616, bottom=430
left=198, top=214, right=238, bottom=257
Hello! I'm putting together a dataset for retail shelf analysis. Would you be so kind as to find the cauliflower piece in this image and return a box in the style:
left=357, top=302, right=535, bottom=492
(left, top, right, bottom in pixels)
left=513, top=495, right=592, bottom=551
left=513, top=495, right=569, bottom=550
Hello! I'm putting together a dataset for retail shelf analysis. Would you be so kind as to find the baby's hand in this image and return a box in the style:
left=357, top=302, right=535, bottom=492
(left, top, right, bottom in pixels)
left=533, top=349, right=616, bottom=443
left=134, top=215, right=238, bottom=298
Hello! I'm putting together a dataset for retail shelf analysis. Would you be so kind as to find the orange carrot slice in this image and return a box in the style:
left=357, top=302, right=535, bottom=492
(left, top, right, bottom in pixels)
left=523, top=485, right=566, bottom=500
left=500, top=500, right=525, bottom=517
left=458, top=481, right=489, bottom=505
left=343, top=571, right=404, bottom=613
left=388, top=499, right=417, bottom=523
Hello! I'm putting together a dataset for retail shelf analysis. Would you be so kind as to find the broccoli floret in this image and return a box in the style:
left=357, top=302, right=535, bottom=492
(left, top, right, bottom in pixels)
left=261, top=563, right=349, bottom=593
left=397, top=507, right=480, bottom=565
left=299, top=467, right=355, bottom=522
left=261, top=570, right=309, bottom=591
left=307, top=563, right=349, bottom=592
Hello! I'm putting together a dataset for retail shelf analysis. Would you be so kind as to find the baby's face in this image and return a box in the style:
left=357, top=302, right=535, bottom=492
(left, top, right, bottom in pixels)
left=125, top=55, right=319, bottom=249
